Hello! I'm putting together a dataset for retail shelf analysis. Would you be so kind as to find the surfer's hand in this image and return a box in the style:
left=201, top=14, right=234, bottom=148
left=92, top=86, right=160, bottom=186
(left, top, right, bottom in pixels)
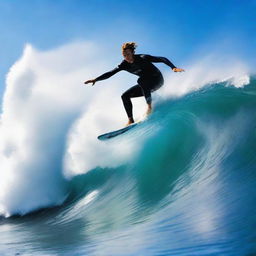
left=84, top=79, right=96, bottom=86
left=172, top=68, right=185, bottom=72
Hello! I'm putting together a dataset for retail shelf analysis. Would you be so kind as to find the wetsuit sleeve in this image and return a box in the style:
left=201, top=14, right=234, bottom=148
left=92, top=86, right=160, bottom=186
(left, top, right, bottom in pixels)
left=95, top=62, right=125, bottom=82
left=141, top=54, right=177, bottom=69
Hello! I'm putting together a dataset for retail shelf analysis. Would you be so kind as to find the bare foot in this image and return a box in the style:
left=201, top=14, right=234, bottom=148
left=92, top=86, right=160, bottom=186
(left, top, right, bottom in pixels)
left=125, top=118, right=134, bottom=127
left=146, top=106, right=152, bottom=116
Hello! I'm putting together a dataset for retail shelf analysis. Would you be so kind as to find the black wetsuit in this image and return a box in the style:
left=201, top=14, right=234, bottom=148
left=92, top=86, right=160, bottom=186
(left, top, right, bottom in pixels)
left=95, top=54, right=176, bottom=119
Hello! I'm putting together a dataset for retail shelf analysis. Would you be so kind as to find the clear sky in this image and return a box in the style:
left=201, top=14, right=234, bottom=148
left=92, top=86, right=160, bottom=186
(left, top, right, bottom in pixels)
left=0, top=0, right=255, bottom=97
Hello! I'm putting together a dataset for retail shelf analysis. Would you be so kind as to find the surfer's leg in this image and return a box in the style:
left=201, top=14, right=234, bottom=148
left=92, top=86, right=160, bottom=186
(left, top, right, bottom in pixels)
left=138, top=76, right=164, bottom=116
left=121, top=85, right=144, bottom=123
left=140, top=87, right=153, bottom=116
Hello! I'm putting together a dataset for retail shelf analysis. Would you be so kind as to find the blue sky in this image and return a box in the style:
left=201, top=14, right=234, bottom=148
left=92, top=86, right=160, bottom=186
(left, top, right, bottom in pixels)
left=0, top=0, right=255, bottom=97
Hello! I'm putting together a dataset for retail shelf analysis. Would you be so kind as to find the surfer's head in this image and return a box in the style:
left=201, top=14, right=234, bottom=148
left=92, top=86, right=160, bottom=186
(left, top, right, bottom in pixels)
left=122, top=42, right=137, bottom=63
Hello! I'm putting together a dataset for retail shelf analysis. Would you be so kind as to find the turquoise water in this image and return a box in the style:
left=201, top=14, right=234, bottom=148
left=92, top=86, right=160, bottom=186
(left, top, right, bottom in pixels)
left=0, top=78, right=256, bottom=255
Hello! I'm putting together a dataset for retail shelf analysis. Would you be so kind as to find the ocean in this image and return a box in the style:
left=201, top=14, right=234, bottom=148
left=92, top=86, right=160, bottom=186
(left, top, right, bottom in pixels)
left=0, top=75, right=256, bottom=255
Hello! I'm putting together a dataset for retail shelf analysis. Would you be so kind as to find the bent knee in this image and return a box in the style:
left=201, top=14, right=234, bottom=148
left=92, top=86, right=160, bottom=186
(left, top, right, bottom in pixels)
left=121, top=92, right=128, bottom=100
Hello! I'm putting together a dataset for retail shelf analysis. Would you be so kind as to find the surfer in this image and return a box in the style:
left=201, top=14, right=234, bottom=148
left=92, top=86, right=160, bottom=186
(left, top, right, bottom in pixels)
left=84, top=42, right=184, bottom=126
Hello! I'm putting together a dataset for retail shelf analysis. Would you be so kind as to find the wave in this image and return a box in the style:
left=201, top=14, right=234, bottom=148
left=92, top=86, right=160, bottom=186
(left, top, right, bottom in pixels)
left=0, top=68, right=255, bottom=254
left=0, top=42, right=254, bottom=225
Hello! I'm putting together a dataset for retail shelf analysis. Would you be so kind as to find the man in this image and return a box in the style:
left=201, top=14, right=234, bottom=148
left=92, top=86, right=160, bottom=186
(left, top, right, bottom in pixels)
left=85, top=42, right=184, bottom=126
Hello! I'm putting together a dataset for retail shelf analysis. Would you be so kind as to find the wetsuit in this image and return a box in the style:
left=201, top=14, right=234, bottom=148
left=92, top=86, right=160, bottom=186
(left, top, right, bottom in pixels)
left=95, top=54, right=176, bottom=119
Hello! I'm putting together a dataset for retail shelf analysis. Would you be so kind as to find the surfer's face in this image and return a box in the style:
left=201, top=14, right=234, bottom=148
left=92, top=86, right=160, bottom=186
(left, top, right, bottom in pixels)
left=122, top=49, right=134, bottom=63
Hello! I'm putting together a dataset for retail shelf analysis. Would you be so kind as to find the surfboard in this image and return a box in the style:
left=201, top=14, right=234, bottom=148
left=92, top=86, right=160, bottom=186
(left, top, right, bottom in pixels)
left=98, top=123, right=138, bottom=141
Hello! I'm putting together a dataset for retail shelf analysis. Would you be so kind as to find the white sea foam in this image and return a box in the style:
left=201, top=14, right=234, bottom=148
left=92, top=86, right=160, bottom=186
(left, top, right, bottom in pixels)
left=159, top=54, right=250, bottom=98
left=0, top=41, right=106, bottom=216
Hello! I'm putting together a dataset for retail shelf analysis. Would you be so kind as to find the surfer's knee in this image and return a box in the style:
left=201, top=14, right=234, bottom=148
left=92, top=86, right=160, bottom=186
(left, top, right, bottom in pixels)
left=121, top=92, right=128, bottom=102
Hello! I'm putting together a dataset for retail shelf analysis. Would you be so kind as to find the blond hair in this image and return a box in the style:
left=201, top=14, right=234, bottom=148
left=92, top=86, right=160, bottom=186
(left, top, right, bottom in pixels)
left=122, top=42, right=137, bottom=52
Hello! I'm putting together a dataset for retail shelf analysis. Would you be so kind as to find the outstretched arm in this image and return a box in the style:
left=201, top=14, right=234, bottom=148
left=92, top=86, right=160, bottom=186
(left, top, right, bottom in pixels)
left=84, top=79, right=96, bottom=86
left=141, top=54, right=185, bottom=72
left=84, top=66, right=122, bottom=86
